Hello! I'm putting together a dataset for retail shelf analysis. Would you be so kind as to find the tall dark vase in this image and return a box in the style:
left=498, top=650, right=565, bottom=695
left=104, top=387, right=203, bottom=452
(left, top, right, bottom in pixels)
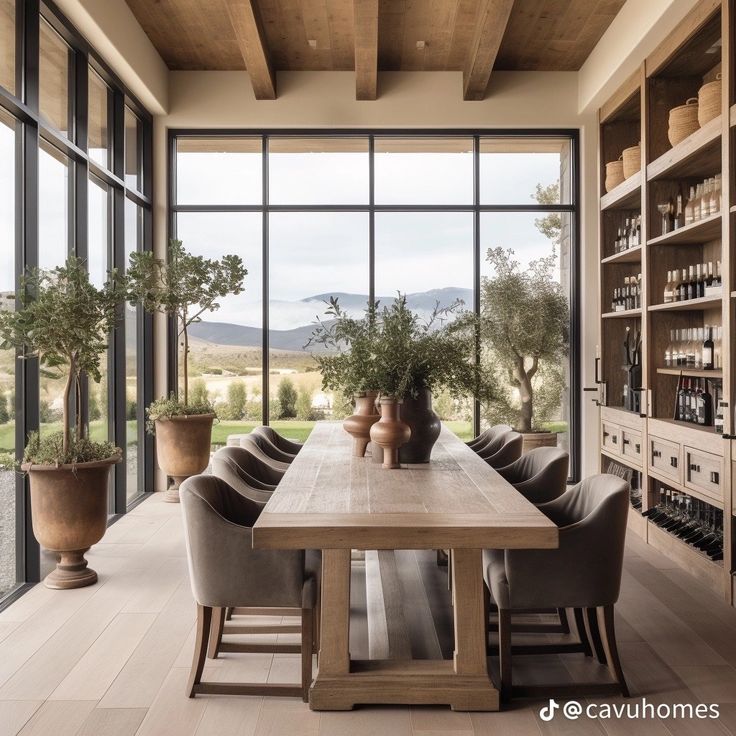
left=398, top=388, right=442, bottom=464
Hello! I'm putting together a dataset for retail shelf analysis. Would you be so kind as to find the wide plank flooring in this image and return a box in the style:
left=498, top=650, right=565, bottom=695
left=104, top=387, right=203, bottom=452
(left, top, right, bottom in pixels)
left=0, top=492, right=735, bottom=736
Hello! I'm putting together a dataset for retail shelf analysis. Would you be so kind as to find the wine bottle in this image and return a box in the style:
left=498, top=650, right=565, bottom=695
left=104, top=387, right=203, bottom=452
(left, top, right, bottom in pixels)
left=699, top=382, right=713, bottom=426
left=687, top=265, right=697, bottom=301
left=702, top=326, right=714, bottom=370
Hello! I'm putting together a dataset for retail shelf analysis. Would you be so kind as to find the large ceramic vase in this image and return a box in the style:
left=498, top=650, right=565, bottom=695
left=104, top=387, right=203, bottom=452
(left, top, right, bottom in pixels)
left=343, top=391, right=380, bottom=457
left=24, top=456, right=120, bottom=589
left=155, top=413, right=215, bottom=502
left=369, top=397, right=411, bottom=469
left=398, top=388, right=442, bottom=464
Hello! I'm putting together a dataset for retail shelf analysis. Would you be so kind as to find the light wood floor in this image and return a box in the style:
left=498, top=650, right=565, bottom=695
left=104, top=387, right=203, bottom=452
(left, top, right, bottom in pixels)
left=1, top=492, right=736, bottom=736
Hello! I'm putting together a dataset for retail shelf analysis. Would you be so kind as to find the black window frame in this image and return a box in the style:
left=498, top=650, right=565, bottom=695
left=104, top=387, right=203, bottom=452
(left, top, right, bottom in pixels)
left=0, top=0, right=154, bottom=609
left=169, top=128, right=581, bottom=482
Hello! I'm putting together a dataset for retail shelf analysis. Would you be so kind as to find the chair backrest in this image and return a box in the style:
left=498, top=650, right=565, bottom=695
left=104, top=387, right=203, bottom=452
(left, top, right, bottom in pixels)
left=181, top=475, right=305, bottom=608
left=496, top=447, right=569, bottom=504
left=483, top=431, right=523, bottom=468
left=504, top=473, right=630, bottom=609
left=472, top=424, right=513, bottom=454
left=239, top=435, right=292, bottom=471
left=211, top=446, right=277, bottom=503
left=252, top=425, right=302, bottom=455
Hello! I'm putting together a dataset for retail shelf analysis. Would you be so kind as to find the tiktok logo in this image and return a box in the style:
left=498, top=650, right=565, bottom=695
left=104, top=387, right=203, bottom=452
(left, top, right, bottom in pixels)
left=539, top=699, right=560, bottom=722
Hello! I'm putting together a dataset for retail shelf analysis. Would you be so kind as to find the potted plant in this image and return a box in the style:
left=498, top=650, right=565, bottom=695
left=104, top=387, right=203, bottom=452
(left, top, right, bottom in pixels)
left=127, top=239, right=247, bottom=501
left=0, top=257, right=123, bottom=589
left=478, top=247, right=569, bottom=451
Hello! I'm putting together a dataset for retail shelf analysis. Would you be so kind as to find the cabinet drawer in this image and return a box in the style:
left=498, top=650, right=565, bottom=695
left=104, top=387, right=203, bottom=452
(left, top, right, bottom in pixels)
left=601, top=422, right=621, bottom=455
left=649, top=435, right=681, bottom=483
left=621, top=428, right=642, bottom=466
left=684, top=446, right=723, bottom=503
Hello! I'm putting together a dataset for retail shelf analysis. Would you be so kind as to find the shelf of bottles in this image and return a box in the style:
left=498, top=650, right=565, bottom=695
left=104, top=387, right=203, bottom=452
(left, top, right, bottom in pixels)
left=674, top=373, right=721, bottom=429
left=605, top=457, right=643, bottom=513
left=660, top=262, right=723, bottom=306
left=644, top=482, right=724, bottom=564
left=652, top=174, right=723, bottom=241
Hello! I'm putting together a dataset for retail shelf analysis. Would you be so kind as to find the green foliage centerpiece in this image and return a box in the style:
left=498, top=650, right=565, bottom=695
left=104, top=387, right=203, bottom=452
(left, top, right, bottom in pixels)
left=0, top=257, right=124, bottom=589
left=127, top=239, right=247, bottom=501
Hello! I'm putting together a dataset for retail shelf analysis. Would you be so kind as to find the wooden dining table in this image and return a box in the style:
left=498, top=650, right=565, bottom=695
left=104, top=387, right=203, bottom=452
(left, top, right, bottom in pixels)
left=252, top=422, right=559, bottom=711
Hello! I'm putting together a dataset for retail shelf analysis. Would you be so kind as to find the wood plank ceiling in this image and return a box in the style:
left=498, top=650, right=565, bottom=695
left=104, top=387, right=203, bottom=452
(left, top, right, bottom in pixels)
left=125, top=0, right=625, bottom=100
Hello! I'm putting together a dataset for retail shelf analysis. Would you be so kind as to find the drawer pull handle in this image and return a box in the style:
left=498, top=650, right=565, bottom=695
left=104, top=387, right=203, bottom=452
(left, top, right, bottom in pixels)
left=611, top=436, right=618, bottom=444
left=635, top=444, right=641, bottom=453
left=689, top=463, right=700, bottom=473
left=652, top=449, right=662, bottom=458
left=622, top=438, right=630, bottom=445
left=603, top=431, right=609, bottom=438
left=710, top=471, right=719, bottom=484
left=670, top=457, right=678, bottom=468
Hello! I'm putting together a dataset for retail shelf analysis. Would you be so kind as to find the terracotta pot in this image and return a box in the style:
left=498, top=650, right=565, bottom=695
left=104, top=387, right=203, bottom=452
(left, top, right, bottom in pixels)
left=521, top=431, right=558, bottom=454
left=155, top=413, right=215, bottom=502
left=23, top=455, right=120, bottom=589
left=398, top=388, right=442, bottom=464
left=343, top=391, right=380, bottom=457
left=369, top=398, right=411, bottom=469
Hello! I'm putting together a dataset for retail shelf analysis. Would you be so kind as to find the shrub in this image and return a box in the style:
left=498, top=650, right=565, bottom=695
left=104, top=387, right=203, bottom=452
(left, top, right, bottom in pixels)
left=277, top=378, right=297, bottom=419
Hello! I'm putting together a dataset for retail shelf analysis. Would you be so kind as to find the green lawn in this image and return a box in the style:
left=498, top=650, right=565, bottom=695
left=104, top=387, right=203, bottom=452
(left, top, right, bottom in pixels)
left=0, top=420, right=139, bottom=453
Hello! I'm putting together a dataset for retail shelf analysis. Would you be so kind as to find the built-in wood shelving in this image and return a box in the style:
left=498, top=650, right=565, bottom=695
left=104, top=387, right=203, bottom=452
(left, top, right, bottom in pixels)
left=656, top=368, right=723, bottom=378
left=602, top=308, right=642, bottom=319
left=600, top=175, right=641, bottom=211
left=601, top=246, right=642, bottom=264
left=648, top=295, right=723, bottom=312
left=647, top=213, right=722, bottom=246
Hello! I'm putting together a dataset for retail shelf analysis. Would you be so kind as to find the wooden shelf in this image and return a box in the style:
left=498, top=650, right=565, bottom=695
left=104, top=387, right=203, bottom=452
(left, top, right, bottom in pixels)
left=647, top=213, right=722, bottom=246
left=600, top=175, right=641, bottom=211
left=656, top=368, right=723, bottom=378
left=646, top=115, right=722, bottom=182
left=602, top=308, right=642, bottom=319
left=650, top=417, right=718, bottom=436
left=601, top=246, right=642, bottom=264
left=648, top=295, right=723, bottom=312
left=647, top=468, right=724, bottom=510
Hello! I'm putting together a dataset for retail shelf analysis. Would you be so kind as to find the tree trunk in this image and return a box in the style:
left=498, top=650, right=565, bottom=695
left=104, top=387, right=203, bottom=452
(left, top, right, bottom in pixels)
left=61, top=360, right=75, bottom=455
left=75, top=372, right=83, bottom=440
left=514, top=357, right=534, bottom=433
left=182, top=320, right=189, bottom=406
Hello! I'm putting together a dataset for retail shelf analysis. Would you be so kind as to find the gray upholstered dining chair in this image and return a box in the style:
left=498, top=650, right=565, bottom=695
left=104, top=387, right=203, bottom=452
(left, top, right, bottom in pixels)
left=252, top=425, right=303, bottom=455
left=180, top=475, right=319, bottom=701
left=478, top=430, right=523, bottom=469
left=466, top=424, right=513, bottom=451
left=495, top=447, right=569, bottom=505
left=484, top=474, right=630, bottom=701
left=211, top=446, right=279, bottom=505
left=239, top=434, right=292, bottom=471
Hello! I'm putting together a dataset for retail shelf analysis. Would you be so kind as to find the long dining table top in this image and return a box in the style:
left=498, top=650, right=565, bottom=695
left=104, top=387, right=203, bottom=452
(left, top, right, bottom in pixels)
left=252, top=422, right=559, bottom=551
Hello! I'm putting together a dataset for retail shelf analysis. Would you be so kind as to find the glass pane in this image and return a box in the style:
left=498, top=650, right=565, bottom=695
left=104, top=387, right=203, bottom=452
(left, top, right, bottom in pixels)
left=176, top=137, right=261, bottom=205
left=269, top=213, right=369, bottom=438
left=0, top=109, right=16, bottom=596
left=39, top=19, right=70, bottom=137
left=480, top=137, right=572, bottom=205
left=175, top=212, right=262, bottom=456
left=88, top=69, right=109, bottom=168
left=124, top=107, right=141, bottom=191
left=268, top=137, right=369, bottom=204
left=479, top=212, right=571, bottom=453
left=374, top=212, right=474, bottom=438
left=88, top=176, right=110, bottom=444
left=124, top=199, right=142, bottom=502
left=374, top=137, right=473, bottom=205
left=38, top=139, right=69, bottom=436
left=0, top=0, right=15, bottom=96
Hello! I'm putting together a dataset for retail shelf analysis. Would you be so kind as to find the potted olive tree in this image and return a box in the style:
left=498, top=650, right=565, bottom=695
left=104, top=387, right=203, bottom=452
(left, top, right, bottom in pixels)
left=478, top=247, right=569, bottom=451
left=0, top=257, right=123, bottom=589
left=127, top=239, right=247, bottom=502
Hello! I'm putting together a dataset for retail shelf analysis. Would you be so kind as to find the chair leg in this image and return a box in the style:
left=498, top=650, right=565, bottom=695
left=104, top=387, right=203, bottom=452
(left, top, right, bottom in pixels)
left=225, top=606, right=233, bottom=621
left=584, top=607, right=607, bottom=664
left=573, top=608, right=592, bottom=657
left=557, top=607, right=570, bottom=635
left=301, top=606, right=314, bottom=703
left=598, top=605, right=630, bottom=697
left=187, top=604, right=212, bottom=697
left=207, top=606, right=225, bottom=659
left=498, top=608, right=512, bottom=702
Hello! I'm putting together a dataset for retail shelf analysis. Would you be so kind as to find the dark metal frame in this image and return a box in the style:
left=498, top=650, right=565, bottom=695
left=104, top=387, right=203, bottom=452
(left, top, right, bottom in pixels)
left=0, top=0, right=154, bottom=608
left=168, top=128, right=580, bottom=480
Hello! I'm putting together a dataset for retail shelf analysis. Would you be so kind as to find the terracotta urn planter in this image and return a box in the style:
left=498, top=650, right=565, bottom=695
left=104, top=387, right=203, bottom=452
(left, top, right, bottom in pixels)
left=398, top=388, right=442, bottom=464
left=369, top=397, right=411, bottom=469
left=155, top=413, right=215, bottom=502
left=23, top=455, right=120, bottom=589
left=521, top=430, right=558, bottom=454
left=343, top=391, right=380, bottom=457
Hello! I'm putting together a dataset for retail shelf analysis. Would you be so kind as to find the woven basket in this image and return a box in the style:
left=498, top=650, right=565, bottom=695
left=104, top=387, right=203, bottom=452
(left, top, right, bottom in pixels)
left=668, top=98, right=700, bottom=147
left=698, top=73, right=721, bottom=126
left=605, top=157, right=624, bottom=192
left=622, top=143, right=641, bottom=179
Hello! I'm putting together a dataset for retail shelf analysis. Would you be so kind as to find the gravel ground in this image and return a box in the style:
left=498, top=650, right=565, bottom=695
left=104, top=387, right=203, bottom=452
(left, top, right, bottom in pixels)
left=0, top=470, right=16, bottom=596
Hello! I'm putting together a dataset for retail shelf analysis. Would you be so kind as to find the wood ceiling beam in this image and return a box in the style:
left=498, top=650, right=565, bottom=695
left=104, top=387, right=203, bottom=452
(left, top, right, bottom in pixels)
left=463, top=0, right=515, bottom=101
left=353, top=0, right=379, bottom=100
left=226, top=0, right=276, bottom=100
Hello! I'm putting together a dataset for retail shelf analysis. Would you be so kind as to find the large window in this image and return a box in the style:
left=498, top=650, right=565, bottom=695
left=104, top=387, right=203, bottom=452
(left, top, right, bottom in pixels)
left=172, top=133, right=578, bottom=459
left=0, top=2, right=153, bottom=603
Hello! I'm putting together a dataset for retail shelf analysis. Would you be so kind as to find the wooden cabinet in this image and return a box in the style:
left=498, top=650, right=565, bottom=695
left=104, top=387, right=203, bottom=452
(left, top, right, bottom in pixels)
left=684, top=446, right=723, bottom=503
left=621, top=428, right=643, bottom=466
left=649, top=434, right=681, bottom=484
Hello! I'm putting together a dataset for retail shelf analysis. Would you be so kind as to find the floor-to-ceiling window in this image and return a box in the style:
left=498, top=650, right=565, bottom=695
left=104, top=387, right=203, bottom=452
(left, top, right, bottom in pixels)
left=171, top=132, right=578, bottom=464
left=0, top=0, right=153, bottom=604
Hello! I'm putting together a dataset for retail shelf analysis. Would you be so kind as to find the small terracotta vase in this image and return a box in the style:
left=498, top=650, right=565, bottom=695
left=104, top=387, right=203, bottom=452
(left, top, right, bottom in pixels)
left=369, top=397, right=411, bottom=469
left=343, top=391, right=380, bottom=457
